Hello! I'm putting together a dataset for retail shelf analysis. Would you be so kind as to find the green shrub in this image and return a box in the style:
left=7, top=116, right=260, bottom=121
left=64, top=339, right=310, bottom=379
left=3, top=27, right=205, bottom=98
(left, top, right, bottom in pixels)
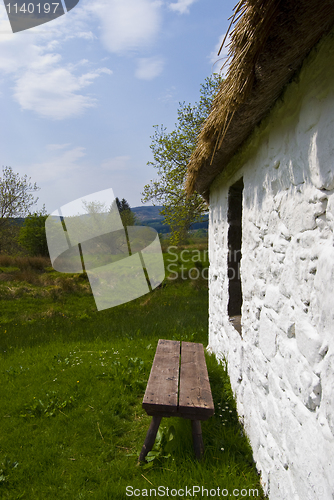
left=18, top=212, right=49, bottom=257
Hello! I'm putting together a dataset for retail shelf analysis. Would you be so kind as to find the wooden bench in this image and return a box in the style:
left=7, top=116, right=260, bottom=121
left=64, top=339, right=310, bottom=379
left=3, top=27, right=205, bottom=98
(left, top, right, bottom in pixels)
left=139, top=339, right=214, bottom=461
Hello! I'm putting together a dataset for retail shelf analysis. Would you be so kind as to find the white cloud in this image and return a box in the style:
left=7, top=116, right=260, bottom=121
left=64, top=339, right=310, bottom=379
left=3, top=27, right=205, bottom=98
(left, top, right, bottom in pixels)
left=158, top=85, right=177, bottom=104
left=135, top=57, right=164, bottom=80
left=0, top=3, right=112, bottom=119
left=101, top=156, right=131, bottom=171
left=0, top=34, right=112, bottom=119
left=90, top=0, right=162, bottom=54
left=13, top=65, right=112, bottom=120
left=169, top=0, right=197, bottom=14
left=0, top=33, right=42, bottom=74
left=0, top=6, right=13, bottom=38
left=76, top=31, right=95, bottom=40
left=28, top=145, right=86, bottom=184
left=47, top=143, right=71, bottom=151
left=0, top=0, right=164, bottom=121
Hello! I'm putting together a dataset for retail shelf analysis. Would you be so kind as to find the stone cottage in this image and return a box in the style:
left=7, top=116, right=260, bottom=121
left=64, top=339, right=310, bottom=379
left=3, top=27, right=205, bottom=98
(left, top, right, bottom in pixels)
left=186, top=1, right=334, bottom=499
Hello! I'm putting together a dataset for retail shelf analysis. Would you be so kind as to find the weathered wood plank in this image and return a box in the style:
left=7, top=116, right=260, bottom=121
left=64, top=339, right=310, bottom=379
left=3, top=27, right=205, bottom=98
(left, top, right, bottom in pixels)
left=142, top=339, right=180, bottom=415
left=178, top=341, right=214, bottom=419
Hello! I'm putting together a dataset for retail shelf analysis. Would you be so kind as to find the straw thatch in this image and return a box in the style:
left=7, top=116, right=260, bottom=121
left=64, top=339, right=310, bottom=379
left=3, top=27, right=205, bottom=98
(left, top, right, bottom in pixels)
left=186, top=0, right=334, bottom=201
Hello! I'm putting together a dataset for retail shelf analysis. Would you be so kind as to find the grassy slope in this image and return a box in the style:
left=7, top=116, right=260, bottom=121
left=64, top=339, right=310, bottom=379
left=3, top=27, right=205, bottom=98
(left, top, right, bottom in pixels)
left=0, top=249, right=267, bottom=500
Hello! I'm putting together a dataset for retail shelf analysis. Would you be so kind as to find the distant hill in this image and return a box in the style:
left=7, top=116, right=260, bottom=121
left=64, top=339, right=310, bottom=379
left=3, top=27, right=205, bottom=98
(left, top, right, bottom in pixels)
left=131, top=206, right=164, bottom=222
left=131, top=205, right=208, bottom=234
left=9, top=206, right=207, bottom=235
left=6, top=208, right=163, bottom=226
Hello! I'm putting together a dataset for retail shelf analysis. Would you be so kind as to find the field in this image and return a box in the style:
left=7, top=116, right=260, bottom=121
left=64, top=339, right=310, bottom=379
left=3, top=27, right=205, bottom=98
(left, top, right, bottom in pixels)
left=0, top=242, right=267, bottom=499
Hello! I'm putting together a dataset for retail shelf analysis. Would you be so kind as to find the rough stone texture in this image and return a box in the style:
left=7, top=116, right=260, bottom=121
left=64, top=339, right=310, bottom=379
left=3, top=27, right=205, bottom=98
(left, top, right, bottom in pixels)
left=208, top=31, right=334, bottom=500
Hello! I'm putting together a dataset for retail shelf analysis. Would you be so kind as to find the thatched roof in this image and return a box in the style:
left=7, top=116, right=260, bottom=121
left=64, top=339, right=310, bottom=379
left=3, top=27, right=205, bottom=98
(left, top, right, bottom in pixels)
left=186, top=0, right=334, bottom=201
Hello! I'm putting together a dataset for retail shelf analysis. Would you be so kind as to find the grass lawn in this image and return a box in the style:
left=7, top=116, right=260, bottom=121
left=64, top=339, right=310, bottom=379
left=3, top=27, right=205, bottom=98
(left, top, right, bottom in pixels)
left=0, top=248, right=267, bottom=499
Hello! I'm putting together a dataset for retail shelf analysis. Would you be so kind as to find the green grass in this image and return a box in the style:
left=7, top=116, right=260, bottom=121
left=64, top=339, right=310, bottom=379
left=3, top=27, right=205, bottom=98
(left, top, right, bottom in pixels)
left=0, top=249, right=267, bottom=499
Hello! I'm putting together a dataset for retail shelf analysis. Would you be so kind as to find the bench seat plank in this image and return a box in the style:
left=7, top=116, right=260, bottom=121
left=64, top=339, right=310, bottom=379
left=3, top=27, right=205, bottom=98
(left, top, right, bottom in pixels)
left=142, top=339, right=180, bottom=415
left=178, top=341, right=214, bottom=419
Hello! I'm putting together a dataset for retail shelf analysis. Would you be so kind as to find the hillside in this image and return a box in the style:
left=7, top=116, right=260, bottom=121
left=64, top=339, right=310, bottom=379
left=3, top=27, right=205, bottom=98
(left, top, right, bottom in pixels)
left=6, top=206, right=208, bottom=235
left=131, top=205, right=164, bottom=221
left=132, top=205, right=208, bottom=234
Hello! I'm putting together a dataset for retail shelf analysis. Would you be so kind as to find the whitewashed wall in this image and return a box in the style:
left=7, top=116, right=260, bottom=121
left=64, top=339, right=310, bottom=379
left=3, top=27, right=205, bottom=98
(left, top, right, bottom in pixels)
left=208, top=30, right=334, bottom=500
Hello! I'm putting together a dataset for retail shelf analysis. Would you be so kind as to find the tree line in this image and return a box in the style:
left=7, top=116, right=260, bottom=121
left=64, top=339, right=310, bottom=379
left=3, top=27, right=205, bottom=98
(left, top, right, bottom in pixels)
left=0, top=166, right=137, bottom=257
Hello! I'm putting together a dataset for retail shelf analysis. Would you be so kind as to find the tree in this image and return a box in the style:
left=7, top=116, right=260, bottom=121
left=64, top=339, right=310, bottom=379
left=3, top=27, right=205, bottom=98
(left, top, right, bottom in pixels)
left=18, top=209, right=49, bottom=257
left=114, top=197, right=138, bottom=227
left=0, top=166, right=40, bottom=224
left=0, top=166, right=40, bottom=253
left=141, top=74, right=222, bottom=244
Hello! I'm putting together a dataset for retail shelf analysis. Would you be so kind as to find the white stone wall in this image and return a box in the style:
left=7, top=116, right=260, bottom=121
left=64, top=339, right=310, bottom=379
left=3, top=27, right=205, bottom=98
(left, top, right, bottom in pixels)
left=208, top=30, right=334, bottom=500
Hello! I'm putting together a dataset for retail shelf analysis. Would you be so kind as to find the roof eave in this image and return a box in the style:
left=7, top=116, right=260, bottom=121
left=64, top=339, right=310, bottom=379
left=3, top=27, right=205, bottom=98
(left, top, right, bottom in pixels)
left=186, top=0, right=334, bottom=200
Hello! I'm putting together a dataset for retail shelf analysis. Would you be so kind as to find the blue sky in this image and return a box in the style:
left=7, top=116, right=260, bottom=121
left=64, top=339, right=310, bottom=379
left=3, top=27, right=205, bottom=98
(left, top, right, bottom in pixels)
left=0, top=0, right=235, bottom=213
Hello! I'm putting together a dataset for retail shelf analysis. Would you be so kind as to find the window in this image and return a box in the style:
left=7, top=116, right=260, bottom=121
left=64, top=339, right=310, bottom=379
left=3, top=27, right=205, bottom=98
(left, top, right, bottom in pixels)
left=227, top=178, right=243, bottom=334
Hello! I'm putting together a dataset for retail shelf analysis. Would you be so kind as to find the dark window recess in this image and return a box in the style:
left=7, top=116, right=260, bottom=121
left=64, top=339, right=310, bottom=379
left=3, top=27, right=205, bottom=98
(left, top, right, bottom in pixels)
left=227, top=178, right=243, bottom=332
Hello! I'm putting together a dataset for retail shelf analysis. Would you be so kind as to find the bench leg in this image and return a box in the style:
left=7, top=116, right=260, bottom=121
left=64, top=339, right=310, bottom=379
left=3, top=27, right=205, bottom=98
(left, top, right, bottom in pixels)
left=191, top=419, right=204, bottom=460
left=139, top=416, right=162, bottom=462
